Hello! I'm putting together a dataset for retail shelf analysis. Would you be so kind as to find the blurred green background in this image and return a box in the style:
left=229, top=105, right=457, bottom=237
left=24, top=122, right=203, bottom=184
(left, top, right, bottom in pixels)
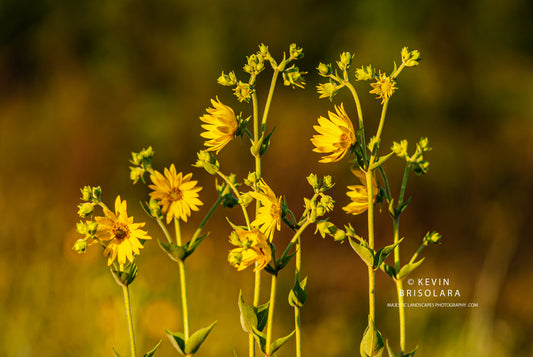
left=1, top=0, right=532, bottom=355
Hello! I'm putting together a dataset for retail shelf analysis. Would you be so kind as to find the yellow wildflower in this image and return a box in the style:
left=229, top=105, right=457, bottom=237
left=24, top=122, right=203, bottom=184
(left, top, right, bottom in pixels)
left=342, top=169, right=378, bottom=215
left=311, top=103, right=356, bottom=163
left=149, top=164, right=203, bottom=223
left=200, top=97, right=238, bottom=154
left=369, top=71, right=397, bottom=104
left=95, top=196, right=151, bottom=267
left=228, top=228, right=271, bottom=272
left=249, top=180, right=282, bottom=241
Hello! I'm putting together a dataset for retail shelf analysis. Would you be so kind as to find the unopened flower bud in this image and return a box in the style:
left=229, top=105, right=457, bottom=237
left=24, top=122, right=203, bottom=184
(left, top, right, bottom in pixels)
left=282, top=65, right=306, bottom=89
left=130, top=166, right=144, bottom=184
left=317, top=63, right=332, bottom=76
left=355, top=65, right=375, bottom=81
left=228, top=250, right=243, bottom=267
left=317, top=82, right=339, bottom=101
left=77, top=202, right=94, bottom=218
left=423, top=231, right=441, bottom=246
left=322, top=175, right=334, bottom=191
left=72, top=239, right=88, bottom=254
left=306, top=173, right=320, bottom=190
left=217, top=71, right=237, bottom=86
left=337, top=52, right=354, bottom=71
left=289, top=43, right=304, bottom=59
left=233, top=81, right=253, bottom=103
left=333, top=229, right=346, bottom=242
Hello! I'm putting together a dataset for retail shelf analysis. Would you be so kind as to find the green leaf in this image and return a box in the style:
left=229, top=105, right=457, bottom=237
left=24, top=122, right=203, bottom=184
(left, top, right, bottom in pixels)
left=185, top=320, right=217, bottom=354
left=183, top=233, right=209, bottom=260
left=260, top=127, right=276, bottom=156
left=251, top=325, right=267, bottom=353
left=349, top=237, right=374, bottom=267
left=397, top=258, right=425, bottom=280
left=403, top=345, right=418, bottom=357
left=238, top=291, right=258, bottom=333
left=288, top=275, right=308, bottom=308
left=111, top=261, right=138, bottom=286
left=158, top=239, right=186, bottom=262
left=143, top=340, right=162, bottom=357
left=360, top=317, right=384, bottom=357
left=369, top=152, right=394, bottom=171
left=270, top=330, right=295, bottom=355
left=166, top=329, right=186, bottom=355
left=254, top=302, right=270, bottom=332
left=382, top=264, right=397, bottom=279
left=276, top=250, right=296, bottom=272
left=112, top=348, right=123, bottom=357
left=386, top=340, right=400, bottom=357
left=374, top=239, right=403, bottom=270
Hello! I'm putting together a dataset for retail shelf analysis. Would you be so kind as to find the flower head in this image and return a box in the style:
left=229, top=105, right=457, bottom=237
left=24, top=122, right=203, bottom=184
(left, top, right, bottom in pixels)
left=342, top=169, right=378, bottom=215
left=228, top=228, right=271, bottom=272
left=149, top=164, right=203, bottom=223
left=200, top=97, right=239, bottom=154
left=95, top=196, right=151, bottom=267
left=369, top=71, right=397, bottom=104
left=311, top=103, right=356, bottom=163
left=249, top=180, right=282, bottom=241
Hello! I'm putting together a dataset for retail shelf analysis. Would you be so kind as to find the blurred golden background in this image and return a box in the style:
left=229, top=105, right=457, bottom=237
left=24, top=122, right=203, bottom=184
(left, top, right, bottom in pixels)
left=1, top=0, right=532, bottom=355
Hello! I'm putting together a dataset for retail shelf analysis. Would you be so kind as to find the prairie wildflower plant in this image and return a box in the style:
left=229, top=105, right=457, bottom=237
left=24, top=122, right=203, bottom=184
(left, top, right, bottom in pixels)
left=74, top=186, right=161, bottom=357
left=313, top=47, right=441, bottom=356
left=72, top=44, right=440, bottom=357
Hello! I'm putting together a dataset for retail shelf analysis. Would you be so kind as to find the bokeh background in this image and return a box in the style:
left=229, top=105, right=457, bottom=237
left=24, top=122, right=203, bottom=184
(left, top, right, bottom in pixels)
left=1, top=0, right=532, bottom=356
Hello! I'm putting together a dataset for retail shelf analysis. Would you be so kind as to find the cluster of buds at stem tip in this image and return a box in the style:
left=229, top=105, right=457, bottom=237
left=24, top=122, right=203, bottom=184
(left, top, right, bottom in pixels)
left=401, top=46, right=422, bottom=67
left=193, top=150, right=220, bottom=175
left=306, top=173, right=334, bottom=193
left=77, top=185, right=102, bottom=218
left=336, top=51, right=355, bottom=72
left=129, top=146, right=154, bottom=184
left=392, top=138, right=431, bottom=175
left=423, top=231, right=442, bottom=246
left=355, top=65, right=375, bottom=81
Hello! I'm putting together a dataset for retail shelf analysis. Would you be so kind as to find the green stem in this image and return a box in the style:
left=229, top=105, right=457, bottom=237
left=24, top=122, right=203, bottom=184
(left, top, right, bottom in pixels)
left=122, top=285, right=137, bottom=357
left=265, top=274, right=278, bottom=356
left=368, top=101, right=389, bottom=168
left=156, top=218, right=173, bottom=244
left=216, top=171, right=252, bottom=229
left=178, top=260, right=190, bottom=341
left=345, top=81, right=367, bottom=163
left=189, top=191, right=225, bottom=247
left=295, top=235, right=302, bottom=357
left=261, top=68, right=281, bottom=130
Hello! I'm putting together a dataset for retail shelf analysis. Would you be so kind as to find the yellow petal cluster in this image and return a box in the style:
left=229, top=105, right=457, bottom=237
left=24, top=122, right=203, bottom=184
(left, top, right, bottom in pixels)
left=229, top=228, right=271, bottom=272
left=369, top=71, right=397, bottom=104
left=149, top=164, right=203, bottom=223
left=249, top=180, right=281, bottom=241
left=200, top=97, right=238, bottom=154
left=95, top=196, right=151, bottom=267
left=311, top=103, right=356, bottom=163
left=342, top=169, right=378, bottom=215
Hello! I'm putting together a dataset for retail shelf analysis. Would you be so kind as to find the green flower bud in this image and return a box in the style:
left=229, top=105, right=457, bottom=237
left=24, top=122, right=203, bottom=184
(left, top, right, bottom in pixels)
left=228, top=250, right=243, bottom=267
left=233, top=81, right=253, bottom=103
left=317, top=62, right=332, bottom=77
left=77, top=202, right=94, bottom=218
left=318, top=194, right=335, bottom=215
left=391, top=140, right=409, bottom=159
left=76, top=221, right=87, bottom=235
left=72, top=239, right=88, bottom=254
left=306, top=173, right=320, bottom=190
left=289, top=43, right=304, bottom=59
left=333, top=229, right=346, bottom=242
left=282, top=65, right=306, bottom=89
left=423, top=231, right=442, bottom=246
left=417, top=137, right=431, bottom=153
left=413, top=160, right=429, bottom=175
left=86, top=221, right=98, bottom=235
left=148, top=198, right=162, bottom=219
left=337, top=51, right=354, bottom=71
left=355, top=65, right=375, bottom=81
left=228, top=231, right=241, bottom=246
left=244, top=172, right=260, bottom=187
left=317, top=82, right=339, bottom=101
left=217, top=71, right=237, bottom=86
left=193, top=150, right=220, bottom=175
left=80, top=186, right=92, bottom=201
left=315, top=221, right=336, bottom=238
left=321, top=175, right=334, bottom=191
left=130, top=166, right=145, bottom=184
left=244, top=54, right=265, bottom=75
left=401, top=47, right=421, bottom=67
left=368, top=136, right=381, bottom=154
left=238, top=193, right=253, bottom=207
left=258, top=43, right=270, bottom=59
left=91, top=186, right=102, bottom=202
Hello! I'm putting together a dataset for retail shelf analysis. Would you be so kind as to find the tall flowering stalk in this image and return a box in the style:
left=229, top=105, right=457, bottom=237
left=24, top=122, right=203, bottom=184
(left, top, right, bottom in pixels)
left=195, top=43, right=333, bottom=357
left=129, top=147, right=219, bottom=356
left=313, top=47, right=441, bottom=356
left=73, top=187, right=161, bottom=357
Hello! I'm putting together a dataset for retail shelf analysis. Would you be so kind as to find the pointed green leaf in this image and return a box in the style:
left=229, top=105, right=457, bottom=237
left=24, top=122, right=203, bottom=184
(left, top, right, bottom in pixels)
left=238, top=291, right=258, bottom=333
left=143, top=340, right=162, bottom=357
left=166, top=329, right=186, bottom=355
left=111, top=261, right=138, bottom=286
left=276, top=250, right=296, bottom=272
left=254, top=302, right=270, bottom=332
left=374, top=239, right=403, bottom=270
left=382, top=264, right=397, bottom=279
left=369, top=152, right=394, bottom=171
left=185, top=320, right=217, bottom=354
left=158, top=239, right=186, bottom=262
left=112, top=348, right=123, bottom=357
left=349, top=237, right=374, bottom=267
left=397, top=258, right=425, bottom=280
left=260, top=127, right=276, bottom=156
left=251, top=325, right=267, bottom=353
left=403, top=345, right=418, bottom=357
left=360, top=317, right=384, bottom=357
left=288, top=276, right=308, bottom=308
left=386, top=340, right=400, bottom=357
left=270, top=330, right=295, bottom=355
left=183, top=233, right=209, bottom=260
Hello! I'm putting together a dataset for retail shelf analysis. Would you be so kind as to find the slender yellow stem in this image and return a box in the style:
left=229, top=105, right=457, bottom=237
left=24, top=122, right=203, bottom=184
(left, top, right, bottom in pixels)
left=122, top=285, right=137, bottom=357
left=396, top=279, right=406, bottom=353
left=294, top=235, right=302, bottom=357
left=216, top=171, right=252, bottom=229
left=178, top=260, right=190, bottom=341
left=264, top=274, right=278, bottom=356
